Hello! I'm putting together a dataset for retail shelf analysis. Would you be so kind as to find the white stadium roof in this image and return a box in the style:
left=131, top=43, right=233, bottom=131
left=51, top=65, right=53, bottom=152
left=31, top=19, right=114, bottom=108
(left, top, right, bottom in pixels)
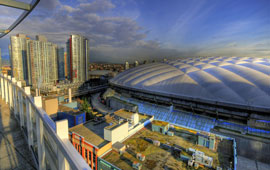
left=110, top=57, right=270, bottom=111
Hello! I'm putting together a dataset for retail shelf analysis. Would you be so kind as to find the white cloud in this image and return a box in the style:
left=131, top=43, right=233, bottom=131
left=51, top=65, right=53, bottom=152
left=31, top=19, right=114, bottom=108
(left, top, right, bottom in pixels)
left=61, top=5, right=79, bottom=13
left=0, top=0, right=180, bottom=63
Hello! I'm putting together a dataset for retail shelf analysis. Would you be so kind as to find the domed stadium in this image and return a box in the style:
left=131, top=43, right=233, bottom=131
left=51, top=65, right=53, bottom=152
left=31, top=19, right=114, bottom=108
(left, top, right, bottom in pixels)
left=110, top=57, right=270, bottom=126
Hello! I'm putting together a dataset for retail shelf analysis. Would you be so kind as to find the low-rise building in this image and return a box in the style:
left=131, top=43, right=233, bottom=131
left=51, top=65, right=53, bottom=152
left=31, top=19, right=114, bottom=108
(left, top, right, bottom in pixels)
left=104, top=116, right=129, bottom=144
left=114, top=109, right=139, bottom=126
left=112, top=142, right=126, bottom=154
left=69, top=110, right=153, bottom=170
left=42, top=97, right=58, bottom=116
left=69, top=121, right=112, bottom=170
left=151, top=120, right=169, bottom=134
left=198, top=132, right=219, bottom=151
left=57, top=105, right=86, bottom=128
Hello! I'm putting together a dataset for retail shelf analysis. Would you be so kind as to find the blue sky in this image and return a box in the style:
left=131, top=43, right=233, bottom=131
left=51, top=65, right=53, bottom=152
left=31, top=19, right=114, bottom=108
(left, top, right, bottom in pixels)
left=0, top=0, right=269, bottom=63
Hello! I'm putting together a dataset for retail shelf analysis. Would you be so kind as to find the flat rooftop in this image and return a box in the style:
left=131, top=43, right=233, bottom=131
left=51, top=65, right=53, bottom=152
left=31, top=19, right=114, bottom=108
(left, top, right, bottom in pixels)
left=58, top=105, right=82, bottom=115
left=69, top=112, right=152, bottom=147
left=69, top=121, right=110, bottom=148
left=102, top=123, right=233, bottom=170
left=114, top=109, right=134, bottom=119
left=152, top=120, right=169, bottom=127
left=103, top=114, right=128, bottom=130
left=114, top=109, right=151, bottom=122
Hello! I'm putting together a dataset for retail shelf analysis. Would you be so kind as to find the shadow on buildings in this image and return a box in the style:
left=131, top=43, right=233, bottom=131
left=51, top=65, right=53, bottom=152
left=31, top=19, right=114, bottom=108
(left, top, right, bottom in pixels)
left=0, top=99, right=36, bottom=170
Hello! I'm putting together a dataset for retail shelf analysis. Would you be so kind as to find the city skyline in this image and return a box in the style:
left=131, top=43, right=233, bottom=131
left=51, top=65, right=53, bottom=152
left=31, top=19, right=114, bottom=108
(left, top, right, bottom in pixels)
left=10, top=34, right=59, bottom=87
left=0, top=0, right=269, bottom=63
left=9, top=33, right=89, bottom=86
left=0, top=1, right=269, bottom=170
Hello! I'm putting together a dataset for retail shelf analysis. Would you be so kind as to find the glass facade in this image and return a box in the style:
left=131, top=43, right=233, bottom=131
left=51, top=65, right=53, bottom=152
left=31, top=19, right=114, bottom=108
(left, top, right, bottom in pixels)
left=67, top=34, right=89, bottom=83
left=10, top=34, right=27, bottom=83
left=27, top=38, right=58, bottom=87
left=57, top=47, right=65, bottom=81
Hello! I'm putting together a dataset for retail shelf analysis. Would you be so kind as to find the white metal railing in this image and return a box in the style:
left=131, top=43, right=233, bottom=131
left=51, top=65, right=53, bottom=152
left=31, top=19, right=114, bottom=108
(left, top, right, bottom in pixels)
left=0, top=74, right=91, bottom=170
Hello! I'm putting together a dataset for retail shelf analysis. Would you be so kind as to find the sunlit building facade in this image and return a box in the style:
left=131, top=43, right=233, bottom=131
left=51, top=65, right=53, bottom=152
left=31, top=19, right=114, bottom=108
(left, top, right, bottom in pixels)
left=27, top=36, right=58, bottom=87
left=64, top=52, right=68, bottom=79
left=10, top=34, right=28, bottom=84
left=67, top=34, right=89, bottom=83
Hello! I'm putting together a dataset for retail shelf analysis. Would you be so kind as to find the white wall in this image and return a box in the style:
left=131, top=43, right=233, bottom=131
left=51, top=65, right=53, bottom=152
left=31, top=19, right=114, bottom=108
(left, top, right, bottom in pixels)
left=104, top=117, right=154, bottom=144
left=132, top=113, right=139, bottom=125
left=104, top=122, right=129, bottom=144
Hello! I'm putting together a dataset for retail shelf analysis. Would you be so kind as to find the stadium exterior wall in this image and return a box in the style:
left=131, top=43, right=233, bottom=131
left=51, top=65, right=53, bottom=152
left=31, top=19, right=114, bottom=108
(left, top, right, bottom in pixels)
left=110, top=83, right=270, bottom=127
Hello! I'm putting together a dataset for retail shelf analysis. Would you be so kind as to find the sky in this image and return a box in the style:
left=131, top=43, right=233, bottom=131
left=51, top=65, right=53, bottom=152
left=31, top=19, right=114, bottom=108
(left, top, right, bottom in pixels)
left=0, top=0, right=269, bottom=63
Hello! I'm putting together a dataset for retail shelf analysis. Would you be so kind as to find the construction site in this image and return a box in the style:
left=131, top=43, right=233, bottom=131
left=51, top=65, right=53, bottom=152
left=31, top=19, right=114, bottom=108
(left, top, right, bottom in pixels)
left=102, top=121, right=234, bottom=170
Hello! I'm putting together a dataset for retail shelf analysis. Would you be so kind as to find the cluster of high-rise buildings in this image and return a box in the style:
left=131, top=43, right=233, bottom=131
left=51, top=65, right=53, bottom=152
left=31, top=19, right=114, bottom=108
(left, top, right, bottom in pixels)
left=9, top=34, right=89, bottom=88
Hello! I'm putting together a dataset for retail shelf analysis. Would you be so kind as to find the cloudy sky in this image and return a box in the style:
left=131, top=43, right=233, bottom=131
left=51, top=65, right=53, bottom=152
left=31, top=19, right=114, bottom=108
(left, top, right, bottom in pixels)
left=0, top=0, right=269, bottom=63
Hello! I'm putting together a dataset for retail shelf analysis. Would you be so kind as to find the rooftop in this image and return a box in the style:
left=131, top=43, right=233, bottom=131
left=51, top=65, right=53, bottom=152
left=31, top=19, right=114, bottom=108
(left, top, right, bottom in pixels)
left=103, top=114, right=128, bottom=130
left=103, top=123, right=232, bottom=170
left=69, top=113, right=130, bottom=147
left=152, top=120, right=169, bottom=127
left=110, top=57, right=270, bottom=112
left=69, top=121, right=110, bottom=148
left=58, top=105, right=83, bottom=115
left=114, top=109, right=150, bottom=122
left=114, top=109, right=135, bottom=119
left=112, top=141, right=125, bottom=150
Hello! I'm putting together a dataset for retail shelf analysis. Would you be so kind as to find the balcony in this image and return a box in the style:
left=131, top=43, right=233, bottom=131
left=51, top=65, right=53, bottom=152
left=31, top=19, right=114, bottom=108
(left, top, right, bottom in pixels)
left=0, top=74, right=91, bottom=170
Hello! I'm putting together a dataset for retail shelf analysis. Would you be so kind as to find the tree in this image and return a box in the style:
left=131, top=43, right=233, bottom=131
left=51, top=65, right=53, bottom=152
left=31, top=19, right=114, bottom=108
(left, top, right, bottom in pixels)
left=80, top=98, right=94, bottom=119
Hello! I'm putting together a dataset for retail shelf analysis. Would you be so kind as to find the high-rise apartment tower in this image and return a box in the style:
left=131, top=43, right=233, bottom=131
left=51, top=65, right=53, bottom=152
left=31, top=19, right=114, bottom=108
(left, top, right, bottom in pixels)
left=57, top=47, right=65, bottom=81
left=10, top=34, right=28, bottom=84
left=67, top=35, right=89, bottom=83
left=27, top=35, right=58, bottom=87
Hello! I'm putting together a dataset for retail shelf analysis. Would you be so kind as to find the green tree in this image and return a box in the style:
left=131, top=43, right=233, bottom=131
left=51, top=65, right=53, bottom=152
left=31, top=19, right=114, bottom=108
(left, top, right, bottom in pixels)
left=81, top=98, right=94, bottom=119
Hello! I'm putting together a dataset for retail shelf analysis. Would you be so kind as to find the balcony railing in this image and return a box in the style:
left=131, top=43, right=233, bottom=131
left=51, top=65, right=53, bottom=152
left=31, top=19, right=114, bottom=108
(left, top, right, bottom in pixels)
left=0, top=73, right=91, bottom=170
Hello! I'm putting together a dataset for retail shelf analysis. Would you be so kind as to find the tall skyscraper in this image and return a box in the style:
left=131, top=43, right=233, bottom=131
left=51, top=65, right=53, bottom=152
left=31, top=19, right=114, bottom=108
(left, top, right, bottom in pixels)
left=10, top=34, right=28, bottom=84
left=64, top=52, right=68, bottom=78
left=57, top=47, right=65, bottom=81
left=67, top=34, right=89, bottom=83
left=26, top=35, right=58, bottom=87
